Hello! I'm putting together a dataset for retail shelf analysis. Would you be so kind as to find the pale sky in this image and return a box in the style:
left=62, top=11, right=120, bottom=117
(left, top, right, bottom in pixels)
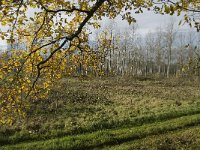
left=109, top=11, right=192, bottom=35
left=0, top=10, right=193, bottom=47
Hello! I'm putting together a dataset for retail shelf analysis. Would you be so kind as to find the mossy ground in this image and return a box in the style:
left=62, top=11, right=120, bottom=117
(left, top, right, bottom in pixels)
left=1, top=76, right=200, bottom=149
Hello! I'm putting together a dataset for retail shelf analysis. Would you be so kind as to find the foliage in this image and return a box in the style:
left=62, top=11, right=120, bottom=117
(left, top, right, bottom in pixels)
left=0, top=49, right=66, bottom=124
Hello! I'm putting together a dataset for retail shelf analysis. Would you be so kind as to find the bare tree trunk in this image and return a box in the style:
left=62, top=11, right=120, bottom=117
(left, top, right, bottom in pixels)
left=165, top=20, right=176, bottom=78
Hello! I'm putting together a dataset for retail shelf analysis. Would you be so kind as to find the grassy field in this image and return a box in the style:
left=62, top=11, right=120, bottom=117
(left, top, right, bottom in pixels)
left=0, top=76, right=200, bottom=149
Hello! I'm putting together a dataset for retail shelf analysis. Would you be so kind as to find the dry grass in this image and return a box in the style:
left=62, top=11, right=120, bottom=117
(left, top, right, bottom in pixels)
left=0, top=76, right=200, bottom=149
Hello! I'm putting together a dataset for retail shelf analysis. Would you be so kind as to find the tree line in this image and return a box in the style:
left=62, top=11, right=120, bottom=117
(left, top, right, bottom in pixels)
left=74, top=20, right=200, bottom=79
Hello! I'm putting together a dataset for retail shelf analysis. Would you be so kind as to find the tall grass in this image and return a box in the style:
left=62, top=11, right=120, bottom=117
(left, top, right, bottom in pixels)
left=1, top=105, right=200, bottom=146
left=2, top=113, right=200, bottom=150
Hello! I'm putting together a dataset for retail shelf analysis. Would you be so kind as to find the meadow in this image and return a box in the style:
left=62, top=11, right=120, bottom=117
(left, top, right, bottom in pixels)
left=0, top=76, right=200, bottom=150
